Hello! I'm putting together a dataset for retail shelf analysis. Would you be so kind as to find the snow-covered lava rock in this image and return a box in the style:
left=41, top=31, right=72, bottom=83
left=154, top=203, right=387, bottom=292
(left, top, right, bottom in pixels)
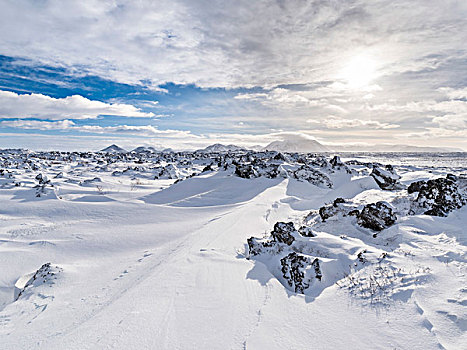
left=357, top=201, right=397, bottom=233
left=370, top=164, right=402, bottom=190
left=14, top=263, right=62, bottom=301
left=408, top=174, right=466, bottom=216
left=1, top=147, right=466, bottom=349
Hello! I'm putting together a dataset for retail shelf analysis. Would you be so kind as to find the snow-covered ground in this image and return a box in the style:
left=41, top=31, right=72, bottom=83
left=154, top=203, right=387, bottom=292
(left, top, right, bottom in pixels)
left=0, top=149, right=465, bottom=349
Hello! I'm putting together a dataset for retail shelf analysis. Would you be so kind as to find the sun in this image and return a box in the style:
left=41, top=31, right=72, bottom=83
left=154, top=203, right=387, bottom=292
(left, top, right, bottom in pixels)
left=341, top=55, right=377, bottom=88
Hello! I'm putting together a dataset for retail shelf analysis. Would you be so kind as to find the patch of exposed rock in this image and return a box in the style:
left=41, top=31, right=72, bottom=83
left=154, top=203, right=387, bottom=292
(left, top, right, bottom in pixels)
left=293, top=165, right=332, bottom=188
left=281, top=252, right=322, bottom=293
left=247, top=222, right=300, bottom=256
left=14, top=263, right=61, bottom=300
left=330, top=156, right=351, bottom=174
left=371, top=165, right=402, bottom=190
left=234, top=161, right=286, bottom=179
left=357, top=201, right=397, bottom=233
left=318, top=198, right=396, bottom=233
left=409, top=175, right=466, bottom=216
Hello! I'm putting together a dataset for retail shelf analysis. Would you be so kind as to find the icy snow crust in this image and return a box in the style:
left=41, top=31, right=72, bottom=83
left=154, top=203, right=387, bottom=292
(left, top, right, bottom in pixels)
left=0, top=149, right=466, bottom=349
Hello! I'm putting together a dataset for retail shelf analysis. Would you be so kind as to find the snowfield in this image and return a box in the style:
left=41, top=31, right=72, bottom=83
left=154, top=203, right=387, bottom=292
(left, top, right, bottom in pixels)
left=0, top=149, right=466, bottom=349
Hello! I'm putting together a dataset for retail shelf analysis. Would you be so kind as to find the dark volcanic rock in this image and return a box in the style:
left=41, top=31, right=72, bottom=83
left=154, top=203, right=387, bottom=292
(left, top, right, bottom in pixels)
left=312, top=258, right=322, bottom=281
left=358, top=201, right=397, bottom=232
left=293, top=165, right=332, bottom=188
left=35, top=173, right=50, bottom=185
left=15, top=262, right=61, bottom=301
left=202, top=164, right=214, bottom=172
left=318, top=198, right=348, bottom=222
left=271, top=222, right=296, bottom=245
left=234, top=161, right=285, bottom=179
left=357, top=250, right=368, bottom=264
left=446, top=173, right=458, bottom=182
left=319, top=205, right=337, bottom=222
left=330, top=156, right=351, bottom=173
left=247, top=237, right=277, bottom=257
left=280, top=252, right=321, bottom=293
left=411, top=176, right=466, bottom=217
left=235, top=164, right=258, bottom=179
left=246, top=222, right=297, bottom=257
left=407, top=180, right=426, bottom=194
left=370, top=165, right=401, bottom=190
left=298, top=225, right=315, bottom=237
left=273, top=152, right=287, bottom=161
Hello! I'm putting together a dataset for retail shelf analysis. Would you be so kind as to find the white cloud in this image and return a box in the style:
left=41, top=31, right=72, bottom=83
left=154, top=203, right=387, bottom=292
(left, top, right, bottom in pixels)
left=0, top=1, right=465, bottom=88
left=306, top=116, right=399, bottom=129
left=438, top=87, right=467, bottom=99
left=0, top=119, right=75, bottom=130
left=0, top=90, right=154, bottom=120
left=75, top=124, right=196, bottom=138
left=0, top=118, right=196, bottom=139
left=432, top=114, right=467, bottom=130
left=369, top=100, right=467, bottom=114
left=0, top=1, right=465, bottom=150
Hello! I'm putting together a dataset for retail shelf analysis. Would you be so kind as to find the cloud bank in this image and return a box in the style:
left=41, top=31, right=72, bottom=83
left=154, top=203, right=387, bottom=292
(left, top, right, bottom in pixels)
left=0, top=90, right=154, bottom=119
left=0, top=0, right=465, bottom=88
left=0, top=0, right=465, bottom=150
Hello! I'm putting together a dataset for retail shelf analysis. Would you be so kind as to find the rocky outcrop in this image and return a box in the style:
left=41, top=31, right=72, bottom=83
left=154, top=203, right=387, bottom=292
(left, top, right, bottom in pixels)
left=318, top=198, right=396, bottom=233
left=35, top=173, right=50, bottom=185
left=271, top=222, right=297, bottom=245
left=246, top=220, right=326, bottom=295
left=34, top=173, right=54, bottom=197
left=293, top=165, right=332, bottom=188
left=409, top=175, right=466, bottom=217
left=357, top=201, right=397, bottom=232
left=235, top=164, right=258, bottom=179
left=371, top=165, right=402, bottom=190
left=247, top=221, right=298, bottom=257
left=280, top=252, right=322, bottom=293
left=234, top=161, right=286, bottom=179
left=330, top=156, right=351, bottom=174
left=247, top=222, right=298, bottom=257
left=14, top=263, right=61, bottom=300
left=154, top=164, right=180, bottom=179
left=319, top=197, right=346, bottom=222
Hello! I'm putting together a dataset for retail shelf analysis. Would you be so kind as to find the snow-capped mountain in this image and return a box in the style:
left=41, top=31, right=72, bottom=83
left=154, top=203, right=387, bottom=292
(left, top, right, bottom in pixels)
left=100, top=144, right=127, bottom=153
left=198, top=143, right=245, bottom=153
left=132, top=146, right=157, bottom=153
left=263, top=137, right=330, bottom=153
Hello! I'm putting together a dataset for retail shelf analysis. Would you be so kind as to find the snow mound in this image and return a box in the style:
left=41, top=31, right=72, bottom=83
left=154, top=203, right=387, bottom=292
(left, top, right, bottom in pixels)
left=14, top=263, right=62, bottom=301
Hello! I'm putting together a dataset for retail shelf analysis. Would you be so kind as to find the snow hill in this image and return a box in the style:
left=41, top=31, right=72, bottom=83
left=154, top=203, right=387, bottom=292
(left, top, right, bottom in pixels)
left=264, top=137, right=330, bottom=153
left=0, top=149, right=466, bottom=349
left=100, top=144, right=127, bottom=153
left=132, top=146, right=157, bottom=153
left=199, top=143, right=245, bottom=153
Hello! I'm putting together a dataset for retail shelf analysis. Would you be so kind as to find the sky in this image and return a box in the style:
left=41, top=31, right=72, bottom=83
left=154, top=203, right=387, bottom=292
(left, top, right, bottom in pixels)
left=0, top=0, right=466, bottom=151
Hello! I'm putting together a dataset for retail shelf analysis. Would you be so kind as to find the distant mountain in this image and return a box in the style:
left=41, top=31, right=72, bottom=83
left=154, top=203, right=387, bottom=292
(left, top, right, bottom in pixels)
left=132, top=146, right=157, bottom=153
left=248, top=145, right=264, bottom=151
left=100, top=144, right=127, bottom=153
left=263, top=138, right=330, bottom=153
left=198, top=143, right=245, bottom=153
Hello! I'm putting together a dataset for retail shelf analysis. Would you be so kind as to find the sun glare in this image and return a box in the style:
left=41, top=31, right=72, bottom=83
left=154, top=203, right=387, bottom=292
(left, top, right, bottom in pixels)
left=341, top=55, right=377, bottom=88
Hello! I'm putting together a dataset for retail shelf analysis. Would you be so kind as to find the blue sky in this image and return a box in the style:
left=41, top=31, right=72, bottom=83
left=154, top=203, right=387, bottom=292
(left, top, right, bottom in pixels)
left=0, top=1, right=466, bottom=151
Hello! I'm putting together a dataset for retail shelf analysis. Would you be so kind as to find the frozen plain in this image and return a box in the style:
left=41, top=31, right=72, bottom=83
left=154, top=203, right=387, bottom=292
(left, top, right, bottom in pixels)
left=0, top=150, right=466, bottom=350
